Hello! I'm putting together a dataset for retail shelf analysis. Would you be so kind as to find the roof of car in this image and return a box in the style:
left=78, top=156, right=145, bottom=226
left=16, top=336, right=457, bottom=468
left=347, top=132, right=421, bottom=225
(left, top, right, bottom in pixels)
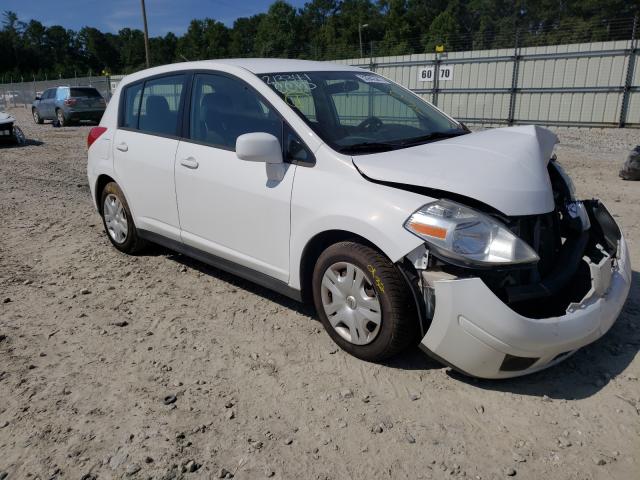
left=119, top=58, right=366, bottom=87
left=207, top=58, right=364, bottom=74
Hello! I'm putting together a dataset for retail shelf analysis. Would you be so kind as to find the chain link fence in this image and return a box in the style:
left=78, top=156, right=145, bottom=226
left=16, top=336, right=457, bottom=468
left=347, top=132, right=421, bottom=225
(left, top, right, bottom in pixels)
left=1, top=16, right=637, bottom=128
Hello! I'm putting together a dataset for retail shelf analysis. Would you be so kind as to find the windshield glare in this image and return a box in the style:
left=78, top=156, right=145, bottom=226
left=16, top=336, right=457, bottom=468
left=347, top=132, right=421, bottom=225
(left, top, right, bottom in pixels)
left=261, top=71, right=465, bottom=153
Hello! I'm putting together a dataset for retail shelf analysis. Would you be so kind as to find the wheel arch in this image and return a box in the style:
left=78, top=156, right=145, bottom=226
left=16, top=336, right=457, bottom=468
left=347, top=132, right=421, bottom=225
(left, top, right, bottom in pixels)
left=95, top=174, right=116, bottom=214
left=298, top=229, right=388, bottom=304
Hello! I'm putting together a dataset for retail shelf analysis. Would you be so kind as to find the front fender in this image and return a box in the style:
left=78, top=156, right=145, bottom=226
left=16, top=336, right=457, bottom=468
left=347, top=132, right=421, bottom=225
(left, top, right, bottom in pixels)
left=288, top=145, right=431, bottom=290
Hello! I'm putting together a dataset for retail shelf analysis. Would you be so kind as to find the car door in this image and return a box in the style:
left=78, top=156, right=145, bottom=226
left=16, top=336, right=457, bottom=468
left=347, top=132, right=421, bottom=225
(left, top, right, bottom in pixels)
left=39, top=89, right=53, bottom=119
left=174, top=72, right=296, bottom=282
left=112, top=73, right=187, bottom=241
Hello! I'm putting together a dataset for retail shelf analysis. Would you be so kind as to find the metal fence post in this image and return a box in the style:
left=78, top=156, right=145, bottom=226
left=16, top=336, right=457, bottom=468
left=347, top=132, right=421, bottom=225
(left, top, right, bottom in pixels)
left=507, top=30, right=521, bottom=126
left=369, top=41, right=375, bottom=72
left=619, top=15, right=638, bottom=128
left=433, top=53, right=441, bottom=106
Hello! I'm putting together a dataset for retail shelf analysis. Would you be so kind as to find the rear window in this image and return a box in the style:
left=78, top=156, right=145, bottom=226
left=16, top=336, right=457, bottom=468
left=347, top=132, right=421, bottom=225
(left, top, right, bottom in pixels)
left=71, top=88, right=102, bottom=98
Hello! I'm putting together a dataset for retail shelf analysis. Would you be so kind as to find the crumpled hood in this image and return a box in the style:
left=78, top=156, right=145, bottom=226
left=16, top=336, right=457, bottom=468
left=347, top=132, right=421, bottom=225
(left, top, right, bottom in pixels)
left=353, top=125, right=558, bottom=216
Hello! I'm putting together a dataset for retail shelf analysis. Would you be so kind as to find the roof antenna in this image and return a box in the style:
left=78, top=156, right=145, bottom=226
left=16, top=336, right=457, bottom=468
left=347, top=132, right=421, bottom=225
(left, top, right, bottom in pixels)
left=180, top=54, right=189, bottom=62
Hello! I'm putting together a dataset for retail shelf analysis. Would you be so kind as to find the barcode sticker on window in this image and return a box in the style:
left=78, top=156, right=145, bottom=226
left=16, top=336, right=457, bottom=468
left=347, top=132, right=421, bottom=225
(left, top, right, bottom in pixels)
left=355, top=74, right=389, bottom=84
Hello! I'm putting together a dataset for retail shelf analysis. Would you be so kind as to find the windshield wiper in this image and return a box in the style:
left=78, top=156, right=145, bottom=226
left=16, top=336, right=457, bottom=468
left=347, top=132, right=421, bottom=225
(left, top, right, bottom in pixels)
left=398, top=130, right=469, bottom=147
left=338, top=142, right=400, bottom=154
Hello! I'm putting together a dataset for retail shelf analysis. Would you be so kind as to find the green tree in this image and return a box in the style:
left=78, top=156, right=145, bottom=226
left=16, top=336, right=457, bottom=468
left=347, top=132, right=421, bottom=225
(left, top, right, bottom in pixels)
left=255, top=1, right=301, bottom=57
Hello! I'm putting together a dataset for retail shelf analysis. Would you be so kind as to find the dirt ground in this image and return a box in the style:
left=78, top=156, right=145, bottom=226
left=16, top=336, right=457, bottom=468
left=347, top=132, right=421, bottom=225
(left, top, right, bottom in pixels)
left=1, top=106, right=639, bottom=480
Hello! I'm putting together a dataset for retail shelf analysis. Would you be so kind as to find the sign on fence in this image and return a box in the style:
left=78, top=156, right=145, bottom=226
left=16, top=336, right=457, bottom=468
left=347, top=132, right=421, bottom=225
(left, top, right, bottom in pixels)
left=418, top=65, right=454, bottom=82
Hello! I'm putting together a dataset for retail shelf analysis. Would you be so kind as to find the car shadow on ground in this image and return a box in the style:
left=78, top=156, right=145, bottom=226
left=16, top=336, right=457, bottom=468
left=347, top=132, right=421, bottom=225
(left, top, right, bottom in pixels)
left=144, top=242, right=639, bottom=400
left=0, top=138, right=44, bottom=148
left=145, top=244, right=314, bottom=318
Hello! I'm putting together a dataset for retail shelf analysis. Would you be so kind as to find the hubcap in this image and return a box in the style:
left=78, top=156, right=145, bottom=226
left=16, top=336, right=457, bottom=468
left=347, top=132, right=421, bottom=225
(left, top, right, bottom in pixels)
left=320, top=262, right=382, bottom=345
left=33, top=111, right=38, bottom=122
left=103, top=194, right=128, bottom=244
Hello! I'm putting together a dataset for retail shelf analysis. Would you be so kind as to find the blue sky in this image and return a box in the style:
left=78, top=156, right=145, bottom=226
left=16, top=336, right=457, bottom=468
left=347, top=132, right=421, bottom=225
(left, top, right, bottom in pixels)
left=4, top=0, right=308, bottom=35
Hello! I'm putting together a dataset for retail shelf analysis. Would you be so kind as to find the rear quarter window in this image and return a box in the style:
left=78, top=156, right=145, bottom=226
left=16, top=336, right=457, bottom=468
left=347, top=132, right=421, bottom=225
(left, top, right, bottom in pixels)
left=121, top=82, right=143, bottom=129
left=56, top=88, right=69, bottom=100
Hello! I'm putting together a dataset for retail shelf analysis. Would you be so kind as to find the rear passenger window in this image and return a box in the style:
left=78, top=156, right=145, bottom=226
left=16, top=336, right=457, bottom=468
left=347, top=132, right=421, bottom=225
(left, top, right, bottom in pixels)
left=189, top=73, right=281, bottom=150
left=122, top=82, right=142, bottom=129
left=138, top=75, right=185, bottom=136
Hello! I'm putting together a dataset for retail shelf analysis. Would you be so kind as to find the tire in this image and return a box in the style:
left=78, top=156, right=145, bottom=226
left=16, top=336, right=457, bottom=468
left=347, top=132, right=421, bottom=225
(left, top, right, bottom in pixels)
left=55, top=108, right=66, bottom=127
left=32, top=108, right=43, bottom=124
left=100, top=182, right=146, bottom=254
left=312, top=241, right=418, bottom=362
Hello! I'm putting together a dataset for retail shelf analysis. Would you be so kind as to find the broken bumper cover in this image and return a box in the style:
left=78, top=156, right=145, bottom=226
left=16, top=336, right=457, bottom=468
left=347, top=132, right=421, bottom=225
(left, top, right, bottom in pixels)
left=420, top=235, right=631, bottom=379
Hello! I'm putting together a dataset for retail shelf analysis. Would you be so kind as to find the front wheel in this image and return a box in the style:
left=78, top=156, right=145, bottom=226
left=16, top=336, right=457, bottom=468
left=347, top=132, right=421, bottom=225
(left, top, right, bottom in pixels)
left=100, top=182, right=146, bottom=254
left=312, top=241, right=418, bottom=362
left=32, top=109, right=43, bottom=124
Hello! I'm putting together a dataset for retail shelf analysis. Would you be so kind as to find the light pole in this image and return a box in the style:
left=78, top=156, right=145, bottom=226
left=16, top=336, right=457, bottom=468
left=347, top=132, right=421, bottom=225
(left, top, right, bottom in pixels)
left=141, top=0, right=151, bottom=68
left=359, top=23, right=368, bottom=58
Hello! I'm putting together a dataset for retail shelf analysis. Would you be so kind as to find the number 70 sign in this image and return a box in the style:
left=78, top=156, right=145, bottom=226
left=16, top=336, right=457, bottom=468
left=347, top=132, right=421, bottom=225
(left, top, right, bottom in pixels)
left=418, top=65, right=453, bottom=82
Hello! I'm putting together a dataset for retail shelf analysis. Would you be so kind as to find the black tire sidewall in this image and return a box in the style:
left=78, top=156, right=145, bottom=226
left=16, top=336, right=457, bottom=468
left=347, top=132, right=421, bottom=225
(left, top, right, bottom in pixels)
left=100, top=182, right=140, bottom=254
left=312, top=242, right=413, bottom=361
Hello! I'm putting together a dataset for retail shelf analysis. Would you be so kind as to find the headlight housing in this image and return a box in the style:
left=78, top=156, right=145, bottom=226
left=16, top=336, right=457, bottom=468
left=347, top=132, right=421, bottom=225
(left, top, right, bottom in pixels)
left=404, top=200, right=539, bottom=266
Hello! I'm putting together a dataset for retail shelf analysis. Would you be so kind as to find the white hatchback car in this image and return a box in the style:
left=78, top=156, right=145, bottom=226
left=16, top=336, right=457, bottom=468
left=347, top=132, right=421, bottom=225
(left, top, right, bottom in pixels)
left=87, top=59, right=631, bottom=379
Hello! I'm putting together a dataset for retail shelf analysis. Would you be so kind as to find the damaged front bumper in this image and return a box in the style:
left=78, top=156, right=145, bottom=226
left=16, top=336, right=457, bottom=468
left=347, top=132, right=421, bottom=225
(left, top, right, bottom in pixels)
left=415, top=210, right=632, bottom=379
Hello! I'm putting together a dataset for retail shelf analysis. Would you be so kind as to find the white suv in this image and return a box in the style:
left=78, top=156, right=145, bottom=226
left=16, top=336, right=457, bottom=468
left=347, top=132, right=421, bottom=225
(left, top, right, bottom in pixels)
left=87, top=59, right=631, bottom=379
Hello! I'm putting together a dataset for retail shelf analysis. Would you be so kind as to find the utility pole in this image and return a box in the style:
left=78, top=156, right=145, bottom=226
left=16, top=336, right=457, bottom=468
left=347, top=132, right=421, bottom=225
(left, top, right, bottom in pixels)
left=141, top=0, right=151, bottom=68
left=359, top=23, right=368, bottom=58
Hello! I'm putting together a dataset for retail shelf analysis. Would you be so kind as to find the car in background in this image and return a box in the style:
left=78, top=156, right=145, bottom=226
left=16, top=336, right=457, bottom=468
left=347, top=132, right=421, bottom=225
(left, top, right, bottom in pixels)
left=32, top=86, right=106, bottom=126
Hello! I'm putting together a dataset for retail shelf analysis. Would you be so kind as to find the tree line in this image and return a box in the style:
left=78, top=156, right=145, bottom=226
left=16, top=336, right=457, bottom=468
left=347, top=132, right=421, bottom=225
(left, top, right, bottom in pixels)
left=1, top=0, right=638, bottom=80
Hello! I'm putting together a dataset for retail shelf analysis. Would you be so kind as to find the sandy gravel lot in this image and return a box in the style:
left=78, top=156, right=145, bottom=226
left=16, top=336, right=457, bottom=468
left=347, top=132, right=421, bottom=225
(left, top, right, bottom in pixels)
left=1, top=107, right=639, bottom=480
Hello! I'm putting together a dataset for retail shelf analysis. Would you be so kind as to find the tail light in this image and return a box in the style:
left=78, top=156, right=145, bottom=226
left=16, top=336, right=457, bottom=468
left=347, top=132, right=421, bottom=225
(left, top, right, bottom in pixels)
left=64, top=98, right=77, bottom=106
left=87, top=126, right=107, bottom=149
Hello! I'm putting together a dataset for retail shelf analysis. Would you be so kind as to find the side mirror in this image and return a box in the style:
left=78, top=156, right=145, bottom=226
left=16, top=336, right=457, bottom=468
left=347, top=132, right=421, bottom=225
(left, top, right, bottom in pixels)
left=35, top=96, right=41, bottom=101
left=236, top=132, right=286, bottom=182
left=236, top=132, right=282, bottom=163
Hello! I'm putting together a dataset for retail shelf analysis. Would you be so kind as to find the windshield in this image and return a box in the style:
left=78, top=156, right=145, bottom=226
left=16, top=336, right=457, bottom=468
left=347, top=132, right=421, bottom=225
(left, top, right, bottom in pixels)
left=260, top=71, right=467, bottom=154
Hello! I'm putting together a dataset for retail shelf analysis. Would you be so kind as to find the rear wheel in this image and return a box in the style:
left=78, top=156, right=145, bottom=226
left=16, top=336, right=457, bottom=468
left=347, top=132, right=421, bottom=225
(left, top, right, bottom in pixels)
left=56, top=108, right=66, bottom=127
left=32, top=108, right=43, bottom=124
left=312, top=241, right=418, bottom=361
left=100, top=182, right=146, bottom=254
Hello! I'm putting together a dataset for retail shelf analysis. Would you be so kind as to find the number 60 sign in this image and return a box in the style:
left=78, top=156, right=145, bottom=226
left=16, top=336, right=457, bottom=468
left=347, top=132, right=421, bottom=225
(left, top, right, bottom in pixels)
left=418, top=65, right=453, bottom=82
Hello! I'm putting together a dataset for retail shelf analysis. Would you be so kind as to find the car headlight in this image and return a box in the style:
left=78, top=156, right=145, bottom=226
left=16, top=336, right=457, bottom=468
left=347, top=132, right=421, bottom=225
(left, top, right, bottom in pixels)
left=404, top=199, right=539, bottom=266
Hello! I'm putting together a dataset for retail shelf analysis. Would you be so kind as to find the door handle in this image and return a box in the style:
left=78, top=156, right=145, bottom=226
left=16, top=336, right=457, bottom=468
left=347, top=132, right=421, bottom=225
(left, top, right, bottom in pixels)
left=116, top=142, right=128, bottom=152
left=180, top=157, right=199, bottom=169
